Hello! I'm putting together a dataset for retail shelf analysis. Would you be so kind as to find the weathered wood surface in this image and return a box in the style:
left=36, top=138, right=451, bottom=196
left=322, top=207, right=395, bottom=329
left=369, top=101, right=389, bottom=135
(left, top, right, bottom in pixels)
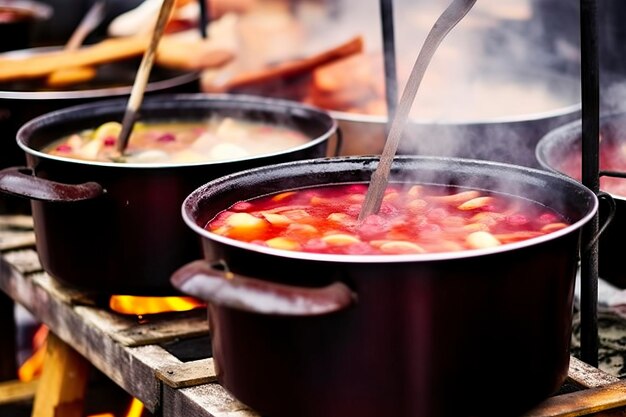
left=156, top=358, right=217, bottom=388
left=0, top=255, right=217, bottom=413
left=31, top=332, right=90, bottom=417
left=0, top=379, right=38, bottom=406
left=162, top=383, right=259, bottom=417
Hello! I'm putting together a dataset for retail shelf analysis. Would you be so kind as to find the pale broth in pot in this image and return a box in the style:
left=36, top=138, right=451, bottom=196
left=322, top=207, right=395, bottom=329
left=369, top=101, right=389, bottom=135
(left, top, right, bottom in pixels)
left=44, top=117, right=310, bottom=164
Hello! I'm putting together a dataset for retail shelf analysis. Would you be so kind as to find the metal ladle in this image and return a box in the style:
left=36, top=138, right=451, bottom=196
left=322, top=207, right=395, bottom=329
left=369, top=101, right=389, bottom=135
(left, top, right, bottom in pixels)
left=116, top=0, right=176, bottom=156
left=358, top=0, right=477, bottom=221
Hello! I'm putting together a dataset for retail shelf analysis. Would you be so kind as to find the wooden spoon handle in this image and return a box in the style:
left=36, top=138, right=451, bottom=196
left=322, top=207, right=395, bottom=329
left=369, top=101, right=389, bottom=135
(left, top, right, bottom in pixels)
left=358, top=0, right=477, bottom=221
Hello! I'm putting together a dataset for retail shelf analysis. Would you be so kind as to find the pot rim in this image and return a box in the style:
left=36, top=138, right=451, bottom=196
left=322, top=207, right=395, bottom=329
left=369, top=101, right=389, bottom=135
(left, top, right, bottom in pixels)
left=0, top=46, right=199, bottom=99
left=535, top=113, right=626, bottom=202
left=16, top=93, right=338, bottom=169
left=331, top=102, right=582, bottom=127
left=182, top=155, right=598, bottom=264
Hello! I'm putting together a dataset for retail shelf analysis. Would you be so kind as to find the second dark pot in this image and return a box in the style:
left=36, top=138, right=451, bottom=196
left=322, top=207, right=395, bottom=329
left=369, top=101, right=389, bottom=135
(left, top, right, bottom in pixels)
left=0, top=93, right=338, bottom=295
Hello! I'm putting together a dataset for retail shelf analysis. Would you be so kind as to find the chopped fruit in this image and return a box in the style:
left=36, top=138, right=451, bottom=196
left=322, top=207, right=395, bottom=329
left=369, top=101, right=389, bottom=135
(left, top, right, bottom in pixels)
left=407, top=185, right=422, bottom=197
left=261, top=212, right=292, bottom=226
left=285, top=224, right=318, bottom=237
left=466, top=231, right=501, bottom=249
left=494, top=231, right=543, bottom=243
left=223, top=213, right=268, bottom=239
left=265, top=237, right=301, bottom=251
left=407, top=199, right=428, bottom=213
left=379, top=241, right=425, bottom=254
left=462, top=223, right=490, bottom=233
left=540, top=223, right=569, bottom=233
left=93, top=121, right=122, bottom=141
left=321, top=234, right=361, bottom=246
left=272, top=191, right=296, bottom=201
left=426, top=190, right=481, bottom=205
left=506, top=214, right=529, bottom=226
left=226, top=213, right=265, bottom=228
left=457, top=197, right=494, bottom=211
left=327, top=212, right=355, bottom=224
left=282, top=210, right=310, bottom=220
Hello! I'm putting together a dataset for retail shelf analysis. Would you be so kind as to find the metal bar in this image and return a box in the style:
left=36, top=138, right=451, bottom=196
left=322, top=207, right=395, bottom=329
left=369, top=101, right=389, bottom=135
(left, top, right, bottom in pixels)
left=579, top=0, right=600, bottom=366
left=379, top=0, right=398, bottom=135
left=198, top=0, right=209, bottom=38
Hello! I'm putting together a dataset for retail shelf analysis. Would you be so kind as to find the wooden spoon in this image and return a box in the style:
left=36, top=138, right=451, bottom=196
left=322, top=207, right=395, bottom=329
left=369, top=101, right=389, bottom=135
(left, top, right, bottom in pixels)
left=116, top=0, right=176, bottom=157
left=358, top=0, right=477, bottom=221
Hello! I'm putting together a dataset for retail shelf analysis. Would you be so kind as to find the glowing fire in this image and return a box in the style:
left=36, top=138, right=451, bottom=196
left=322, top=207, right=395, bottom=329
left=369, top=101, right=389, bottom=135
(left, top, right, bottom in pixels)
left=109, top=295, right=205, bottom=315
left=125, top=398, right=144, bottom=417
left=87, top=398, right=144, bottom=417
left=18, top=325, right=48, bottom=382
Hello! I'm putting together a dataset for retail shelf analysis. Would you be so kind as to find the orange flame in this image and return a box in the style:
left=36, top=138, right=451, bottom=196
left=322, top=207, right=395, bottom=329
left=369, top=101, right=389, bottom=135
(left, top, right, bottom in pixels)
left=109, top=295, right=205, bottom=316
left=125, top=398, right=144, bottom=417
left=87, top=398, right=143, bottom=417
left=18, top=325, right=48, bottom=382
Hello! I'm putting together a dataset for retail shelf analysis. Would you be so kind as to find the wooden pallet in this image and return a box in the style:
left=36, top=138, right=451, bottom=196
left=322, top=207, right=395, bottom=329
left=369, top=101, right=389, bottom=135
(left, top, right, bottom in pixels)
left=1, top=215, right=626, bottom=417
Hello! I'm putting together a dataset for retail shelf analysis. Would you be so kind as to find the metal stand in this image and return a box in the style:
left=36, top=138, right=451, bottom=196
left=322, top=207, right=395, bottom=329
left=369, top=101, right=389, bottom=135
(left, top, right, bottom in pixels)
left=579, top=0, right=601, bottom=366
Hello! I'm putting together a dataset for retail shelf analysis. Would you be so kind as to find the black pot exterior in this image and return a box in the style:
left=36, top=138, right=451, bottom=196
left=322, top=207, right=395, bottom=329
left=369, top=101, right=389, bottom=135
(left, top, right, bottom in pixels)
left=335, top=104, right=580, bottom=169
left=13, top=94, right=336, bottom=295
left=180, top=156, right=597, bottom=417
left=536, top=113, right=626, bottom=288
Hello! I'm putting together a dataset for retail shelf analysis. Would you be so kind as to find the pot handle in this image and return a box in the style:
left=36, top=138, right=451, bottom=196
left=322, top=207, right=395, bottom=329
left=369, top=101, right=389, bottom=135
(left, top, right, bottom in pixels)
left=584, top=191, right=616, bottom=253
left=0, top=166, right=104, bottom=202
left=171, top=260, right=356, bottom=316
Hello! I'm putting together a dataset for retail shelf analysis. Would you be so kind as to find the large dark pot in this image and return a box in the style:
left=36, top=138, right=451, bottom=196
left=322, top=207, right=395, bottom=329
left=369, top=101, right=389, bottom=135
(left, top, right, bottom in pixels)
left=536, top=113, right=626, bottom=287
left=0, top=93, right=338, bottom=295
left=172, top=155, right=597, bottom=417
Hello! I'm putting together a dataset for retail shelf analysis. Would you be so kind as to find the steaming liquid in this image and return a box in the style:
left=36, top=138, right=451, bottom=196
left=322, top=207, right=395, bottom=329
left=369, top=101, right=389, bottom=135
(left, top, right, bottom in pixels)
left=206, top=183, right=570, bottom=255
left=43, top=117, right=309, bottom=164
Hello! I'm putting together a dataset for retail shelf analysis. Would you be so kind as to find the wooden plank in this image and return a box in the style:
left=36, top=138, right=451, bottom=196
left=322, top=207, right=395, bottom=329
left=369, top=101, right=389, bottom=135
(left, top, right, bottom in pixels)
left=31, top=332, right=89, bottom=417
left=0, top=379, right=38, bottom=405
left=112, top=313, right=209, bottom=347
left=567, top=356, right=620, bottom=388
left=522, top=380, right=626, bottom=417
left=0, top=215, right=34, bottom=229
left=0, top=257, right=163, bottom=412
left=163, top=383, right=259, bottom=417
left=3, top=249, right=42, bottom=274
left=74, top=304, right=208, bottom=347
left=0, top=230, right=36, bottom=251
left=156, top=358, right=217, bottom=388
left=31, top=273, right=98, bottom=307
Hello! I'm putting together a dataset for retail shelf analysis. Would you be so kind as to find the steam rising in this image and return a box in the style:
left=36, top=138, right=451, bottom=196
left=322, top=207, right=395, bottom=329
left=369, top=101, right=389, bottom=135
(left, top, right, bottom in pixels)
left=291, top=0, right=583, bottom=168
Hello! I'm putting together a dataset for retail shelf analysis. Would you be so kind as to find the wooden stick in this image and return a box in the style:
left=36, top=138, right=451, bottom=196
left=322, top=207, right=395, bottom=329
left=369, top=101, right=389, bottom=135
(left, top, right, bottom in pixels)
left=0, top=379, right=39, bottom=405
left=203, top=35, right=363, bottom=92
left=0, top=36, right=149, bottom=82
left=31, top=332, right=90, bottom=417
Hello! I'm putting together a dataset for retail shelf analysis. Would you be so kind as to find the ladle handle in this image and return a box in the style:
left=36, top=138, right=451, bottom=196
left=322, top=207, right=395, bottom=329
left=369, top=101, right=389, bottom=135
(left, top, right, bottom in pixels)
left=116, top=0, right=176, bottom=154
left=359, top=0, right=477, bottom=221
